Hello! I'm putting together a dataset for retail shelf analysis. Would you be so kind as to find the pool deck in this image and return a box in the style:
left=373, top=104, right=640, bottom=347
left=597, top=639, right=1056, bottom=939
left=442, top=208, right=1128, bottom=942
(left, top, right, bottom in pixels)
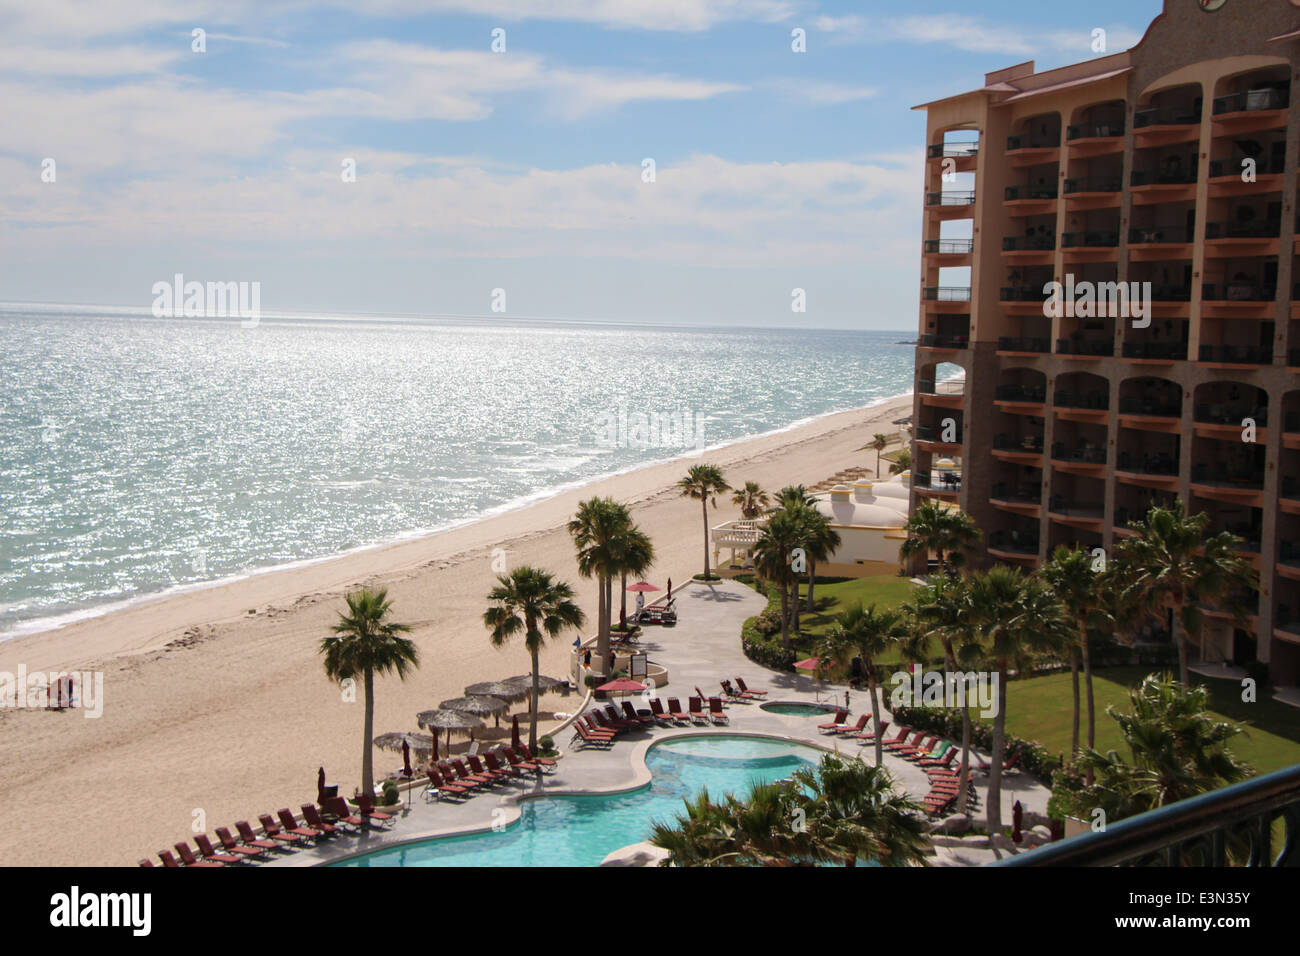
left=270, top=578, right=1050, bottom=867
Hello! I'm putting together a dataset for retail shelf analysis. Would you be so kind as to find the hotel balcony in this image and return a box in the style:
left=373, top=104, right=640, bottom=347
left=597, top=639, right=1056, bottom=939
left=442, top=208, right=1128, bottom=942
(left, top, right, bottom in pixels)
left=994, top=383, right=1047, bottom=416
left=1002, top=233, right=1055, bottom=266
left=923, top=238, right=975, bottom=264
left=1129, top=166, right=1198, bottom=206
left=1133, top=104, right=1201, bottom=147
left=927, top=141, right=979, bottom=173
left=1047, top=495, right=1105, bottom=532
left=1056, top=335, right=1114, bottom=359
left=991, top=432, right=1044, bottom=465
left=1005, top=134, right=1060, bottom=167
left=1121, top=339, right=1188, bottom=362
left=918, top=377, right=965, bottom=410
left=1203, top=219, right=1282, bottom=257
left=987, top=528, right=1040, bottom=564
left=999, top=285, right=1049, bottom=315
left=1050, top=441, right=1107, bottom=478
left=1211, top=86, right=1290, bottom=135
left=1118, top=394, right=1182, bottom=431
left=1115, top=449, right=1180, bottom=491
left=990, top=481, right=1042, bottom=518
left=912, top=471, right=961, bottom=501
left=1206, top=157, right=1286, bottom=199
left=996, top=335, right=1050, bottom=355
left=1003, top=183, right=1058, bottom=216
left=921, top=286, right=971, bottom=317
left=1063, top=176, right=1122, bottom=213
left=1065, top=120, right=1125, bottom=158
left=926, top=190, right=976, bottom=220
left=1190, top=459, right=1266, bottom=508
left=1197, top=343, right=1273, bottom=367
left=1052, top=389, right=1109, bottom=424
left=1193, top=400, right=1267, bottom=441
left=1280, top=542, right=1300, bottom=583
left=1060, top=229, right=1119, bottom=262
left=1127, top=225, right=1194, bottom=260
left=915, top=423, right=963, bottom=455
left=1283, top=475, right=1300, bottom=515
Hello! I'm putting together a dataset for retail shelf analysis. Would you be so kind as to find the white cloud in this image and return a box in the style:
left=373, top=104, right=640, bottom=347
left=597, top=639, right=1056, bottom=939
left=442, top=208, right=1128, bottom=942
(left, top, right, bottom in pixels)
left=347, top=0, right=798, bottom=32
left=766, top=78, right=876, bottom=105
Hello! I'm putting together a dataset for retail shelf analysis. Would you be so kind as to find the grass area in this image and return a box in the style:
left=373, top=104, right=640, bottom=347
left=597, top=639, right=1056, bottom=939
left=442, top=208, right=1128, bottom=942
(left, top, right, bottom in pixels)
left=988, top=667, right=1300, bottom=775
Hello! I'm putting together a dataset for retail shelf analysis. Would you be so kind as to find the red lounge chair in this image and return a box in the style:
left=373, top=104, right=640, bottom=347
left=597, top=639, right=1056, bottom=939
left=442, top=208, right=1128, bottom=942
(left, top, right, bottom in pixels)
left=173, top=841, right=225, bottom=867
left=721, top=680, right=757, bottom=701
left=220, top=825, right=272, bottom=854
left=919, top=749, right=958, bottom=769
left=137, top=859, right=154, bottom=867
left=978, top=751, right=1022, bottom=775
left=484, top=752, right=522, bottom=777
left=425, top=769, right=470, bottom=801
left=194, top=834, right=244, bottom=864
left=583, top=715, right=617, bottom=740
left=258, top=813, right=307, bottom=844
left=234, top=821, right=282, bottom=851
left=621, top=701, right=654, bottom=726
left=277, top=807, right=323, bottom=839
left=451, top=759, right=495, bottom=786
left=356, top=792, right=394, bottom=827
left=834, top=714, right=871, bottom=736
left=467, top=755, right=509, bottom=782
left=438, top=761, right=483, bottom=789
left=157, top=850, right=182, bottom=868
left=708, top=697, right=728, bottom=724
left=887, top=730, right=926, bottom=752
left=666, top=698, right=691, bottom=724
left=896, top=735, right=940, bottom=758
left=504, top=748, right=540, bottom=773
left=735, top=678, right=768, bottom=697
left=572, top=722, right=614, bottom=748
left=851, top=719, right=889, bottom=742
left=817, top=709, right=849, bottom=731
left=602, top=705, right=638, bottom=731
left=517, top=744, right=558, bottom=771
left=591, top=710, right=623, bottom=734
left=323, top=797, right=365, bottom=828
left=876, top=725, right=909, bottom=748
left=648, top=698, right=673, bottom=725
left=300, top=804, right=342, bottom=835
left=687, top=697, right=709, bottom=724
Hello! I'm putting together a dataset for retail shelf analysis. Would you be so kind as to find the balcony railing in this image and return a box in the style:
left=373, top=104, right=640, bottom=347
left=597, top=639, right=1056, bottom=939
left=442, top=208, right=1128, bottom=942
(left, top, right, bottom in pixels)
left=928, top=141, right=980, bottom=159
left=1116, top=451, right=1178, bottom=475
left=1118, top=396, right=1181, bottom=417
left=1056, top=337, right=1113, bottom=357
left=994, top=384, right=1047, bottom=402
left=918, top=378, right=964, bottom=396
left=1133, top=105, right=1201, bottom=129
left=1198, top=344, right=1273, bottom=365
left=1051, top=443, right=1107, bottom=464
left=1000, top=286, right=1044, bottom=302
left=991, top=482, right=1042, bottom=504
left=1191, top=463, right=1264, bottom=490
left=1205, top=219, right=1281, bottom=240
left=988, top=530, right=1039, bottom=554
left=997, top=336, right=1050, bottom=353
left=1048, top=497, right=1104, bottom=518
left=918, top=333, right=970, bottom=350
left=927, top=191, right=976, bottom=207
left=1128, top=225, right=1193, bottom=244
left=921, top=286, right=972, bottom=302
left=1004, top=184, right=1058, bottom=201
left=923, top=238, right=975, bottom=255
left=1194, top=403, right=1267, bottom=426
left=1053, top=391, right=1109, bottom=411
left=913, top=472, right=962, bottom=492
left=1201, top=282, right=1276, bottom=302
left=1006, top=135, right=1059, bottom=151
left=1209, top=158, right=1283, bottom=178
left=1121, top=341, right=1188, bottom=361
left=1061, top=230, right=1119, bottom=248
left=994, top=762, right=1300, bottom=866
left=1002, top=235, right=1056, bottom=252
left=915, top=425, right=962, bottom=444
left=1063, top=176, right=1122, bottom=194
left=1130, top=168, right=1198, bottom=187
left=1066, top=121, right=1124, bottom=140
left=1143, top=284, right=1192, bottom=302
left=1212, top=87, right=1290, bottom=115
left=993, top=433, right=1044, bottom=453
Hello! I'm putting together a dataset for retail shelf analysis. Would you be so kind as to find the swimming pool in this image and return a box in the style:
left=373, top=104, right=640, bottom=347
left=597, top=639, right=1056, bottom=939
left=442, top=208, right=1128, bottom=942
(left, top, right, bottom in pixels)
left=332, top=735, right=822, bottom=867
left=760, top=701, right=836, bottom=717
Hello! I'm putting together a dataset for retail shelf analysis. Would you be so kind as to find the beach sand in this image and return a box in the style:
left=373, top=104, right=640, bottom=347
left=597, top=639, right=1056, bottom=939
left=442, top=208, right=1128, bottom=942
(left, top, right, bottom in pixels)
left=0, top=395, right=913, bottom=866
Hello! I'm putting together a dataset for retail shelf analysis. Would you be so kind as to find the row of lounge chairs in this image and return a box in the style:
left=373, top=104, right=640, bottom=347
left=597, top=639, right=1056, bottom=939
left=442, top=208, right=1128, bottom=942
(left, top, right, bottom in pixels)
left=571, top=697, right=731, bottom=748
left=424, top=747, right=556, bottom=801
left=141, top=797, right=391, bottom=867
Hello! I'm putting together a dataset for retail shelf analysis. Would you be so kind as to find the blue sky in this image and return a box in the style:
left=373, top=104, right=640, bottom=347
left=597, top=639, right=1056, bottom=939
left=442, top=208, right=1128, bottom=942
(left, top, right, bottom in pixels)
left=0, top=0, right=1165, bottom=329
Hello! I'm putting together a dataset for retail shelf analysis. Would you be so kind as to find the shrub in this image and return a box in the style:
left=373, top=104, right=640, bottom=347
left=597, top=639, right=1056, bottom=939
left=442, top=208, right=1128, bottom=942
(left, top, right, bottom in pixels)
left=380, top=779, right=400, bottom=806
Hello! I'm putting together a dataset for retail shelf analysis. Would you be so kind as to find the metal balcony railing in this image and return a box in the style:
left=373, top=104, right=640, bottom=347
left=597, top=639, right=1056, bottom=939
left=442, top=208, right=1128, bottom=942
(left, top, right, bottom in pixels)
left=993, top=433, right=1044, bottom=453
left=1056, top=338, right=1113, bottom=357
left=990, top=482, right=1042, bottom=504
left=1191, top=463, right=1264, bottom=490
left=1053, top=391, right=1109, bottom=411
left=917, top=334, right=970, bottom=350
left=988, top=531, right=1039, bottom=554
left=1121, top=341, right=1188, bottom=361
left=1128, top=225, right=1193, bottom=244
left=1194, top=403, right=1267, bottom=426
left=1144, top=284, right=1192, bottom=302
left=928, top=142, right=980, bottom=159
left=1061, top=230, right=1119, bottom=248
left=915, top=425, right=962, bottom=444
left=1066, top=120, right=1124, bottom=140
left=1000, top=286, right=1044, bottom=302
left=1205, top=219, right=1281, bottom=240
left=1130, top=168, right=1198, bottom=187
left=1212, top=87, right=1290, bottom=115
left=1002, top=235, right=1055, bottom=252
left=1004, top=184, right=1058, bottom=201
left=1133, top=105, right=1201, bottom=129
left=1063, top=176, right=1122, bottom=194
left=918, top=378, right=964, bottom=396
left=1198, top=344, right=1273, bottom=364
left=997, top=336, right=1050, bottom=353
left=994, top=384, right=1047, bottom=402
left=1051, top=443, right=1107, bottom=465
left=913, top=472, right=961, bottom=492
left=921, top=286, right=972, bottom=302
left=927, top=190, right=976, bottom=206
left=1116, top=451, right=1178, bottom=475
left=1201, top=283, right=1276, bottom=302
left=923, top=238, right=975, bottom=255
left=1118, top=396, right=1181, bottom=417
left=1209, top=158, right=1282, bottom=178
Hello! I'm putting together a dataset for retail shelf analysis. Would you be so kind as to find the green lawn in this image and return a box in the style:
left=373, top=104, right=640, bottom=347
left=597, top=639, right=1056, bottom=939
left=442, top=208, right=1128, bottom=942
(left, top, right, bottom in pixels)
left=987, top=667, right=1300, bottom=775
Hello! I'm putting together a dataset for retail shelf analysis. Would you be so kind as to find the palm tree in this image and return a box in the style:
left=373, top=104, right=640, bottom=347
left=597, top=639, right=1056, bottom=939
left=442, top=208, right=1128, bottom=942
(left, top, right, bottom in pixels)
left=614, top=524, right=655, bottom=629
left=899, top=500, right=981, bottom=575
left=319, top=588, right=420, bottom=800
left=867, top=432, right=890, bottom=477
left=483, top=566, right=585, bottom=750
left=730, top=480, right=770, bottom=520
left=678, top=464, right=729, bottom=581
left=966, top=567, right=1072, bottom=835
left=798, top=506, right=841, bottom=614
left=1113, top=500, right=1259, bottom=686
left=888, top=447, right=911, bottom=476
left=649, top=782, right=809, bottom=867
left=567, top=497, right=629, bottom=676
left=820, top=602, right=907, bottom=766
left=1042, top=545, right=1113, bottom=752
left=752, top=508, right=804, bottom=651
left=791, top=755, right=930, bottom=867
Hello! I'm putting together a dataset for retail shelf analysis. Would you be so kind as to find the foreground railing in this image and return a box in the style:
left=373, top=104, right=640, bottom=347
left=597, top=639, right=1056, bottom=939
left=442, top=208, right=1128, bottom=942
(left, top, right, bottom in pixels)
left=994, top=763, right=1300, bottom=866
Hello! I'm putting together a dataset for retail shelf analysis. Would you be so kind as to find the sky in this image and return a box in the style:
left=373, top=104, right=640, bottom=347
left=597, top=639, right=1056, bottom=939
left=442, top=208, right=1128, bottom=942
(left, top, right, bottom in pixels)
left=0, top=0, right=1166, bottom=330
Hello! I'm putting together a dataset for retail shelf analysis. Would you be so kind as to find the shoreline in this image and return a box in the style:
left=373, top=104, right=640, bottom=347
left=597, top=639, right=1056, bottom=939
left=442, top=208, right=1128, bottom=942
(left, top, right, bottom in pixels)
left=0, top=391, right=914, bottom=866
left=1, top=388, right=915, bottom=644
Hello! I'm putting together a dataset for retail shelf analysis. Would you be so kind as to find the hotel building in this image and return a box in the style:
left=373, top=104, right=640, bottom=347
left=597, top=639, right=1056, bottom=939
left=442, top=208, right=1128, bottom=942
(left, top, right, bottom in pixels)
left=909, top=0, right=1300, bottom=687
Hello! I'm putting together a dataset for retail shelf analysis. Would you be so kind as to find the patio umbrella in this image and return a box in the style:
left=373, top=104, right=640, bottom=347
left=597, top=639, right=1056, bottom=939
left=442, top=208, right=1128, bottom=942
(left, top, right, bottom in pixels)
left=417, top=709, right=485, bottom=754
left=373, top=732, right=436, bottom=806
left=440, top=694, right=509, bottom=728
left=503, top=674, right=566, bottom=704
left=597, top=677, right=647, bottom=699
left=666, top=578, right=672, bottom=600
left=624, top=580, right=661, bottom=627
left=510, top=714, right=521, bottom=751
left=794, top=656, right=827, bottom=702
left=465, top=680, right=526, bottom=702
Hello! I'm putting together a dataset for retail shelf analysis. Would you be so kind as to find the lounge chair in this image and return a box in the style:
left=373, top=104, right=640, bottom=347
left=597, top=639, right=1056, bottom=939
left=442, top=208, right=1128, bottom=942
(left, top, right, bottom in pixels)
left=484, top=752, right=523, bottom=777
left=648, top=698, right=673, bottom=725
left=277, top=808, right=323, bottom=839
left=666, top=698, right=691, bottom=724
left=356, top=792, right=395, bottom=827
left=977, top=751, right=1022, bottom=775
left=516, top=744, right=558, bottom=771
left=817, top=708, right=849, bottom=731
left=850, top=719, right=889, bottom=743
left=451, top=758, right=495, bottom=786
left=584, top=715, right=619, bottom=740
left=300, top=804, right=343, bottom=835
left=504, top=748, right=541, bottom=773
left=234, top=820, right=283, bottom=851
left=602, top=705, right=638, bottom=731
left=572, top=722, right=614, bottom=748
left=721, top=680, right=757, bottom=701
left=439, top=761, right=483, bottom=789
left=173, top=841, right=225, bottom=867
left=875, top=725, right=908, bottom=748
left=896, top=735, right=940, bottom=758
left=919, top=748, right=958, bottom=770
left=887, top=730, right=926, bottom=752
left=590, top=710, right=621, bottom=735
left=687, top=697, right=709, bottom=724
left=220, top=825, right=274, bottom=854
left=258, top=813, right=308, bottom=844
left=735, top=678, right=767, bottom=697
left=195, top=834, right=247, bottom=863
left=467, top=754, right=509, bottom=782
left=834, top=714, right=871, bottom=736
left=622, top=701, right=655, bottom=727
left=708, top=697, right=728, bottom=724
left=157, top=850, right=182, bottom=868
left=323, top=797, right=365, bottom=829
left=911, top=740, right=951, bottom=763
left=424, top=769, right=470, bottom=801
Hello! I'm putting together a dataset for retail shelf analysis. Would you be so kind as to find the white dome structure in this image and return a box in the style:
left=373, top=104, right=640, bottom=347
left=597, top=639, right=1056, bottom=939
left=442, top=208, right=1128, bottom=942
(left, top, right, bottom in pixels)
left=807, top=475, right=911, bottom=577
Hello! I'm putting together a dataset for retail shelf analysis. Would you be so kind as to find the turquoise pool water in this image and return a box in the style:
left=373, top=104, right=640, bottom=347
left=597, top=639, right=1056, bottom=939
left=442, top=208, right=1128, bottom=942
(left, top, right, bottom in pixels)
left=333, top=736, right=821, bottom=867
left=760, top=702, right=835, bottom=717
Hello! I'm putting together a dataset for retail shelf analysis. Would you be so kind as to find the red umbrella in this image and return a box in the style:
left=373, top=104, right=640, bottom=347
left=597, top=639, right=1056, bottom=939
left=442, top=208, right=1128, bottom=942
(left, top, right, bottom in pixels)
left=794, top=657, right=826, bottom=702
left=625, top=581, right=660, bottom=593
left=666, top=578, right=672, bottom=599
left=597, top=677, right=647, bottom=695
left=511, top=714, right=521, bottom=751
left=401, top=739, right=412, bottom=777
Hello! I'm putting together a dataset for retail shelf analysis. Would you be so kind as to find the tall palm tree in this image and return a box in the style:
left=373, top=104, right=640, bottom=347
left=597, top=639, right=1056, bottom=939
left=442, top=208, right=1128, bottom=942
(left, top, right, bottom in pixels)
left=649, top=783, right=810, bottom=866
left=319, top=587, right=419, bottom=800
left=614, top=524, right=655, bottom=629
left=888, top=447, right=912, bottom=476
left=752, top=509, right=804, bottom=651
left=1041, top=545, right=1113, bottom=752
left=567, top=497, right=629, bottom=675
left=1113, top=500, right=1259, bottom=687
left=900, top=500, right=981, bottom=575
left=678, top=464, right=729, bottom=581
left=798, top=505, right=841, bottom=614
left=483, top=566, right=585, bottom=750
left=820, top=602, right=907, bottom=766
left=730, top=480, right=770, bottom=520
left=791, top=755, right=930, bottom=867
left=867, top=432, right=890, bottom=477
left=966, top=567, right=1072, bottom=835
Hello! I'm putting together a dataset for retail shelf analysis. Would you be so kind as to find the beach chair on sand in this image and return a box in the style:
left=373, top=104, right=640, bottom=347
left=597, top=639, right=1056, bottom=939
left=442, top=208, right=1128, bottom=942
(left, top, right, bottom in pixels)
left=817, top=708, right=849, bottom=731
left=173, top=841, right=225, bottom=867
left=735, top=678, right=767, bottom=697
left=258, top=813, right=309, bottom=844
left=236, top=820, right=286, bottom=850
left=687, top=697, right=709, bottom=724
left=666, top=698, right=691, bottom=725
left=708, top=697, right=728, bottom=724
left=220, top=825, right=274, bottom=854
left=195, top=834, right=244, bottom=864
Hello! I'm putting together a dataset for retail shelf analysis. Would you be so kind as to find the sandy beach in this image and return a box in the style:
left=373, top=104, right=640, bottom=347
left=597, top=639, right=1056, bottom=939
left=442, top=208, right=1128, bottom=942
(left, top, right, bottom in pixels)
left=0, top=395, right=912, bottom=866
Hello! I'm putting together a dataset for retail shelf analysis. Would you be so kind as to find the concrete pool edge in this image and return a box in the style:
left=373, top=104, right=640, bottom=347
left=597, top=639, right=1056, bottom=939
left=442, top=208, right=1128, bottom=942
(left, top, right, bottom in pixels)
left=309, top=731, right=840, bottom=867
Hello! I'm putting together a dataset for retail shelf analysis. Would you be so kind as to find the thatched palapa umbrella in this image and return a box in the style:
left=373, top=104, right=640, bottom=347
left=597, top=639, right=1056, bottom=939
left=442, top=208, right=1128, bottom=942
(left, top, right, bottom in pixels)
left=465, top=680, right=527, bottom=702
left=418, top=709, right=485, bottom=753
left=440, top=694, right=509, bottom=728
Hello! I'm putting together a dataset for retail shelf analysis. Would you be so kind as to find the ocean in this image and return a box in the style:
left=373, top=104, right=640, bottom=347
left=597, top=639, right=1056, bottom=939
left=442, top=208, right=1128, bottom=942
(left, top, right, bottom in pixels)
left=0, top=305, right=917, bottom=637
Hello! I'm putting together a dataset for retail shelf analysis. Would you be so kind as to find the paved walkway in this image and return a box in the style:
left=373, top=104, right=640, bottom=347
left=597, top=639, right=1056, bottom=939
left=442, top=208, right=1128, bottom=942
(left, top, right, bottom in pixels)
left=271, top=579, right=1049, bottom=866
